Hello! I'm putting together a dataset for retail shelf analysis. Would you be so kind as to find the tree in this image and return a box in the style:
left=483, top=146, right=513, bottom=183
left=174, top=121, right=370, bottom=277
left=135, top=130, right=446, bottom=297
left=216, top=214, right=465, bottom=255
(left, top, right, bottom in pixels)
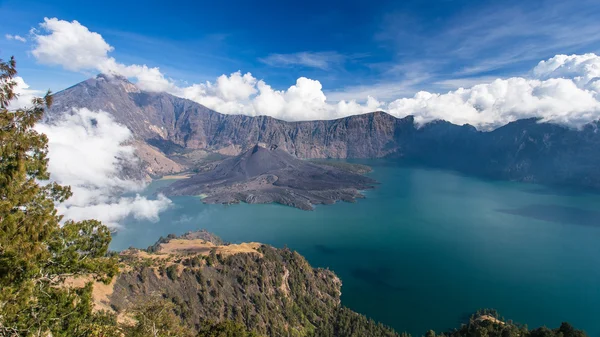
left=197, top=320, right=260, bottom=337
left=0, top=57, right=118, bottom=336
left=123, top=296, right=195, bottom=337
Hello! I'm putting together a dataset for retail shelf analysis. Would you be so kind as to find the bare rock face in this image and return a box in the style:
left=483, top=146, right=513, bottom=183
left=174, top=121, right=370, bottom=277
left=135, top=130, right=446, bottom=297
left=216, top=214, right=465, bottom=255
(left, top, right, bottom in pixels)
left=48, top=75, right=410, bottom=161
left=131, top=140, right=184, bottom=177
left=161, top=144, right=377, bottom=210
left=48, top=74, right=600, bottom=190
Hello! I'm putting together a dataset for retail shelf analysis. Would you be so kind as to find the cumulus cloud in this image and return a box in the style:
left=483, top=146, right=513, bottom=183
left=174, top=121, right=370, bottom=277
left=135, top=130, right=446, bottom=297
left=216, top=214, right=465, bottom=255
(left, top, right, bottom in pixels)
left=35, top=108, right=172, bottom=228
left=387, top=54, right=600, bottom=129
left=29, top=18, right=600, bottom=128
left=30, top=18, right=378, bottom=121
left=32, top=18, right=113, bottom=71
left=532, top=53, right=600, bottom=92
left=7, top=77, right=44, bottom=110
left=179, top=75, right=382, bottom=120
left=30, top=18, right=173, bottom=93
left=5, top=34, right=27, bottom=42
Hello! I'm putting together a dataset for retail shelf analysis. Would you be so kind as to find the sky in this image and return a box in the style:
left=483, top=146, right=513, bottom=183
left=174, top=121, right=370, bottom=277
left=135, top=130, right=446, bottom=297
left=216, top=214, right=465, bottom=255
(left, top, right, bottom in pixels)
left=3, top=0, right=600, bottom=126
left=2, top=0, right=600, bottom=101
left=2, top=0, right=600, bottom=228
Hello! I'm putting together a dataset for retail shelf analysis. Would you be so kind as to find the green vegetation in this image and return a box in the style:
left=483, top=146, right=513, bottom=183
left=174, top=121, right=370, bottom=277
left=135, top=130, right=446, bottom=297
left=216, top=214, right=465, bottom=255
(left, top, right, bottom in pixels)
left=198, top=321, right=261, bottom=337
left=112, top=244, right=401, bottom=337
left=121, top=296, right=261, bottom=337
left=0, top=58, right=590, bottom=337
left=122, top=296, right=195, bottom=337
left=0, top=57, right=118, bottom=336
left=427, top=310, right=587, bottom=337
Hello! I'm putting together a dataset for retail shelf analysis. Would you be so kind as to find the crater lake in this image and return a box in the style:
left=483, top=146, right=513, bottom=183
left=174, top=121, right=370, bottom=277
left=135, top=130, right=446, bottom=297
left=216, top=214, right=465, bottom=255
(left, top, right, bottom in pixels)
left=110, top=160, right=600, bottom=337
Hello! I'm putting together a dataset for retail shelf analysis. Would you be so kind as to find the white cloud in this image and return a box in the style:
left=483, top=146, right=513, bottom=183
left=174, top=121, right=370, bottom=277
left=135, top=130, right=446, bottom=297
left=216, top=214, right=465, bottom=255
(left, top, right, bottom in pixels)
left=5, top=34, right=27, bottom=42
left=35, top=108, right=172, bottom=228
left=30, top=18, right=377, bottom=121
left=178, top=75, right=383, bottom=121
left=29, top=18, right=600, bottom=128
left=387, top=54, right=600, bottom=129
left=260, top=51, right=345, bottom=70
left=388, top=77, right=599, bottom=129
left=532, top=53, right=600, bottom=92
left=325, top=77, right=430, bottom=103
left=7, top=77, right=44, bottom=110
left=32, top=18, right=113, bottom=71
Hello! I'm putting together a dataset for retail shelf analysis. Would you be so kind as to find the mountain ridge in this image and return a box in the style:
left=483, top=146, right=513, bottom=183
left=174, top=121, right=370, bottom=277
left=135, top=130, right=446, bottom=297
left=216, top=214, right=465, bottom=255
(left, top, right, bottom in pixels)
left=47, top=74, right=600, bottom=189
left=53, top=73, right=597, bottom=131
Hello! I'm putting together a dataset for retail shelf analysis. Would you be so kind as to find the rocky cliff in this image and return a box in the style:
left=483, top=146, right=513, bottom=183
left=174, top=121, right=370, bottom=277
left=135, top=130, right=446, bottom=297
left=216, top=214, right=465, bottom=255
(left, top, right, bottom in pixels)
left=48, top=74, right=600, bottom=189
left=93, top=232, right=400, bottom=337
left=48, top=74, right=407, bottom=161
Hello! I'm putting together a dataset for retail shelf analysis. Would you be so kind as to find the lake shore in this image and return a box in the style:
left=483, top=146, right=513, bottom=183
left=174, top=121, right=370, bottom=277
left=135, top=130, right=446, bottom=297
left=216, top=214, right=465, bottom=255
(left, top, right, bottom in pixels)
left=160, top=174, right=192, bottom=180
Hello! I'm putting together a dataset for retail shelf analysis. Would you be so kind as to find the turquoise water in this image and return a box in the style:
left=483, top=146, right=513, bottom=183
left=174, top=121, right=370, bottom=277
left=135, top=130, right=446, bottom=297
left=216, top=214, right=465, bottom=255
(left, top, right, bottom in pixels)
left=111, top=161, right=600, bottom=337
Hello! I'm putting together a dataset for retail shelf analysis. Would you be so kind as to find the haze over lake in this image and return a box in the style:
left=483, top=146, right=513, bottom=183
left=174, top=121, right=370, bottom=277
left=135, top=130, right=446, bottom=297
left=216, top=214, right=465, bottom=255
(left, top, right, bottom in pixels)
left=111, top=161, right=600, bottom=337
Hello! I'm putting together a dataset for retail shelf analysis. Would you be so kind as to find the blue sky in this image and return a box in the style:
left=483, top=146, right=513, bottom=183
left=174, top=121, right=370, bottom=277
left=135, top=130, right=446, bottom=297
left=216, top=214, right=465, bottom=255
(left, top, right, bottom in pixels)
left=2, top=0, right=600, bottom=97
left=3, top=0, right=600, bottom=229
left=2, top=0, right=600, bottom=128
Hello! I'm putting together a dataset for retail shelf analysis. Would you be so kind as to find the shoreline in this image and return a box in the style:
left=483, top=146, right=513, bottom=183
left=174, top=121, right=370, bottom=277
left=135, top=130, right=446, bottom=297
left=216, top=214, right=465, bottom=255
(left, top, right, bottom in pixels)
left=159, top=174, right=192, bottom=180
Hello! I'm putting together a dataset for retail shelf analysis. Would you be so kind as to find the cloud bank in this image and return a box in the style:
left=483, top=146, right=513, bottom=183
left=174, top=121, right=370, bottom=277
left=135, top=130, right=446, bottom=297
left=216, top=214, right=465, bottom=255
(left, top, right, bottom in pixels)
left=35, top=108, right=171, bottom=228
left=8, top=77, right=44, bottom=110
left=30, top=17, right=600, bottom=129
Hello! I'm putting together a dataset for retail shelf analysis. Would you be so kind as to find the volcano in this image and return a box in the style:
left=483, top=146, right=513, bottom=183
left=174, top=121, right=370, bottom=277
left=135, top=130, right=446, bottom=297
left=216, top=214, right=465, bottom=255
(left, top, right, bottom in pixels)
left=161, top=144, right=376, bottom=210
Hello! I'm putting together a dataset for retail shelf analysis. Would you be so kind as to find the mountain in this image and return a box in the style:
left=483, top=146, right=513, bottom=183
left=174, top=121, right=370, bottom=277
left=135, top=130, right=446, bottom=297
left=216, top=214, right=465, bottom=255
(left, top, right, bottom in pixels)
left=408, top=118, right=600, bottom=189
left=161, top=144, right=376, bottom=210
left=48, top=74, right=600, bottom=189
left=48, top=75, right=409, bottom=174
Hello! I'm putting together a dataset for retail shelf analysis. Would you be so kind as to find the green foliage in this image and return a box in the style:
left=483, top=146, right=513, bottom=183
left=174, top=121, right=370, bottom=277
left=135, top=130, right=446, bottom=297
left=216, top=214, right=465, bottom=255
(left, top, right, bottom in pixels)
left=197, top=320, right=260, bottom=337
left=0, top=57, right=118, bottom=336
left=529, top=323, right=587, bottom=337
left=436, top=312, right=588, bottom=337
left=111, top=245, right=402, bottom=337
left=166, top=264, right=179, bottom=280
left=314, top=306, right=400, bottom=337
left=122, top=296, right=195, bottom=337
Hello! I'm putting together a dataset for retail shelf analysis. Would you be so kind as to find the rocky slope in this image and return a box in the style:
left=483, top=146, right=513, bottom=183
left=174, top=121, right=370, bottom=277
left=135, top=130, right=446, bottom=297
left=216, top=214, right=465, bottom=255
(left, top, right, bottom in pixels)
left=48, top=75, right=405, bottom=157
left=407, top=118, right=600, bottom=189
left=48, top=74, right=600, bottom=189
left=161, top=144, right=377, bottom=210
left=92, top=231, right=400, bottom=337
left=47, top=75, right=408, bottom=168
